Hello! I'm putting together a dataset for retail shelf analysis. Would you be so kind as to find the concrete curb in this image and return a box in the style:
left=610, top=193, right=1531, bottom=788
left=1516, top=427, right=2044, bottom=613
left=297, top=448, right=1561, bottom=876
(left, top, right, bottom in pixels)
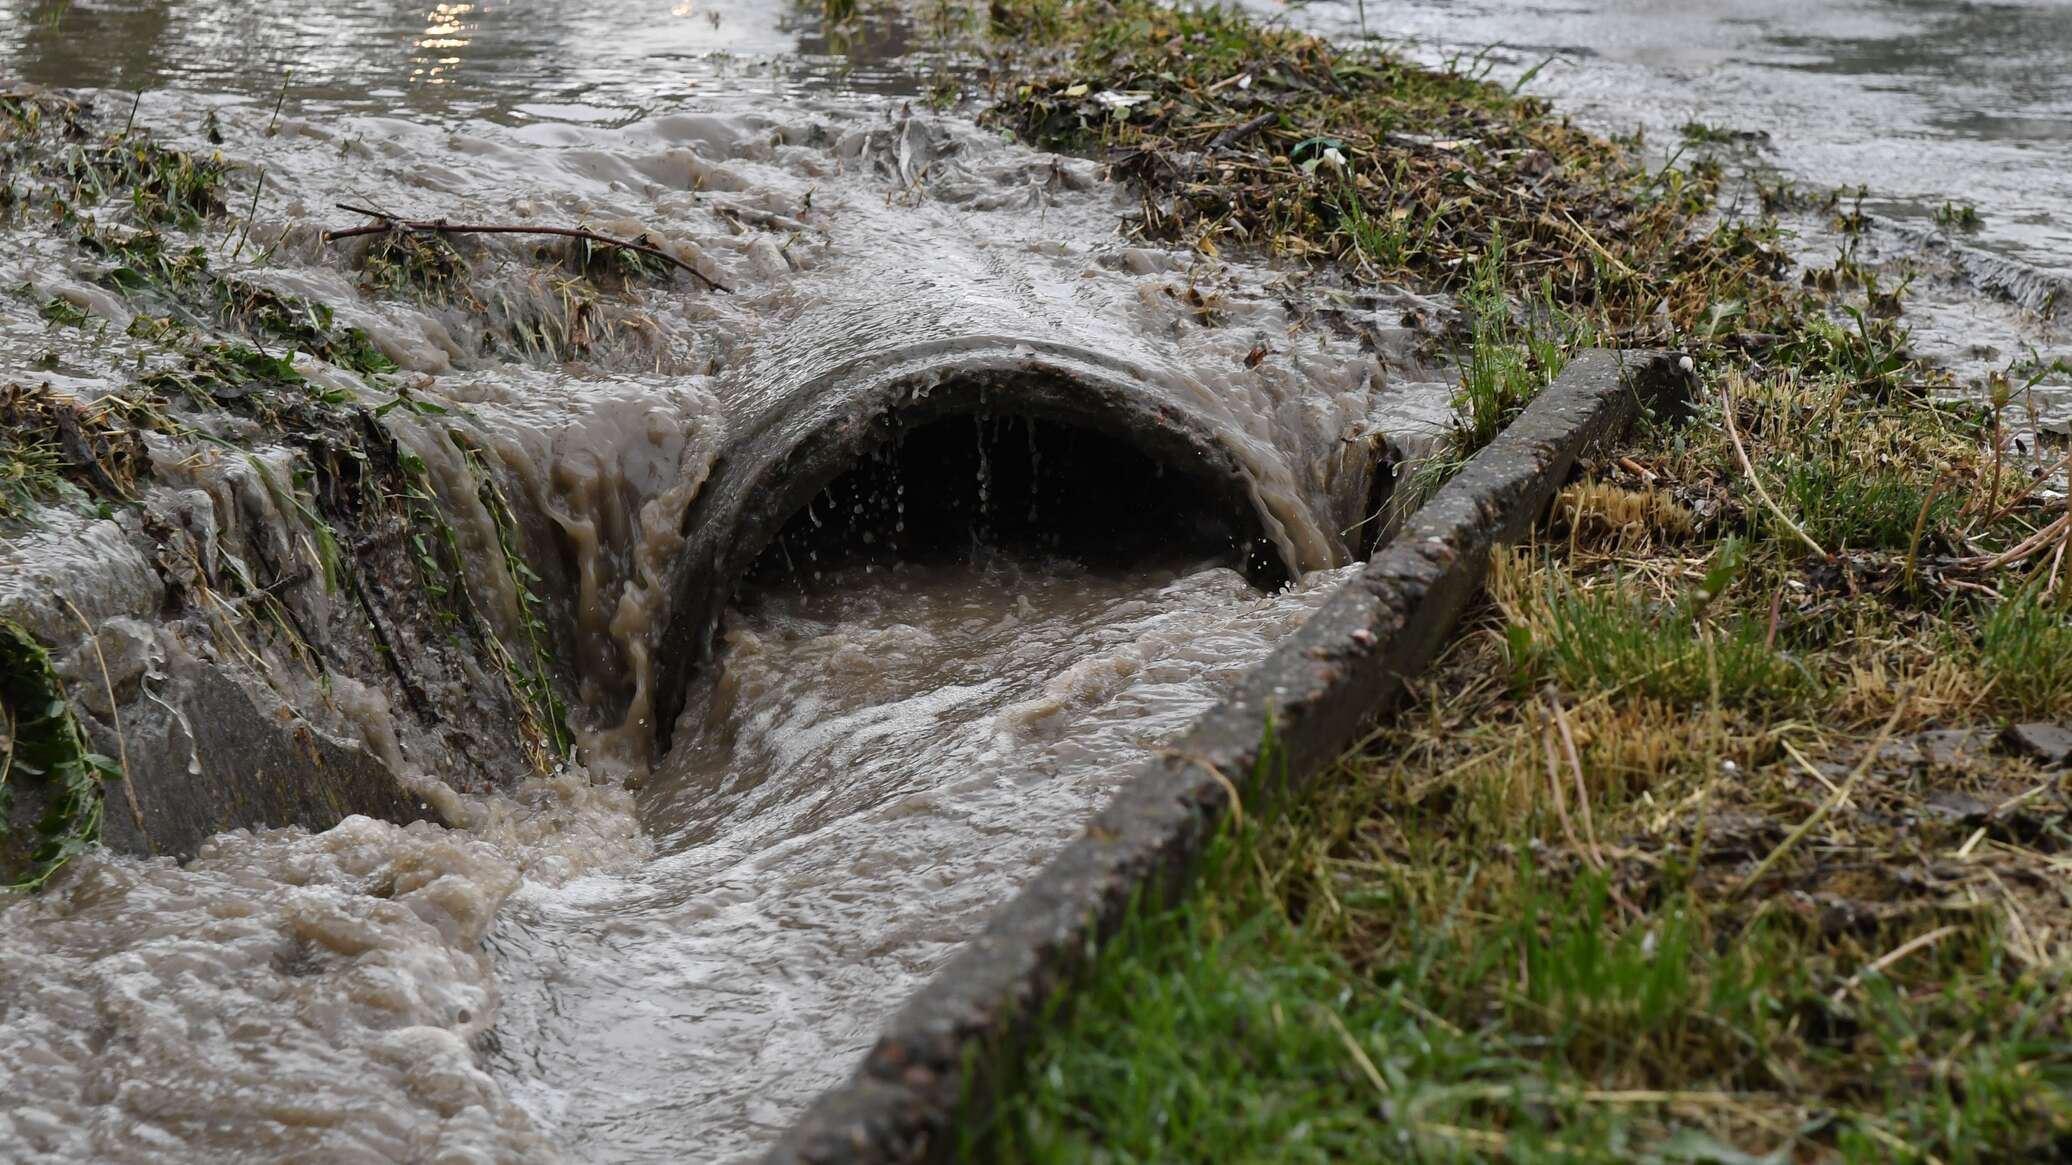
left=765, top=348, right=1692, bottom=1164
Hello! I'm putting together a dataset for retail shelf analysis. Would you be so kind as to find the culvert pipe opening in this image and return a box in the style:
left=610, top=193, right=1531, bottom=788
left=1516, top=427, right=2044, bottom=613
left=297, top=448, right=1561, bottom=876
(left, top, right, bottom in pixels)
left=740, top=411, right=1287, bottom=595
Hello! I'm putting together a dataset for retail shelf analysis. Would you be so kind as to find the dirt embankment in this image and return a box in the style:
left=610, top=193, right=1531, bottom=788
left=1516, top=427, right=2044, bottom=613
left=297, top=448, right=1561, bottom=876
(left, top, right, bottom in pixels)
left=0, top=94, right=596, bottom=882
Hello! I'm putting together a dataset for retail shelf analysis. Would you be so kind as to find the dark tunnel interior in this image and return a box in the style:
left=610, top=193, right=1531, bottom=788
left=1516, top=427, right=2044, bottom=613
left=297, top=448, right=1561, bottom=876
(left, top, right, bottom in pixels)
left=741, top=412, right=1285, bottom=592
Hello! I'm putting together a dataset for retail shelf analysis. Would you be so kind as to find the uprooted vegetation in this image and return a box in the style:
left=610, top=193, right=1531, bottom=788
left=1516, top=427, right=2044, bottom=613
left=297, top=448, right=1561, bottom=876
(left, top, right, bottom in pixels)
left=335, top=216, right=695, bottom=365
left=971, top=0, right=1938, bottom=462
left=987, top=2, right=1701, bottom=308
left=0, top=618, right=126, bottom=892
left=0, top=381, right=149, bottom=521
left=0, top=92, right=588, bottom=884
left=970, top=3, right=2070, bottom=1161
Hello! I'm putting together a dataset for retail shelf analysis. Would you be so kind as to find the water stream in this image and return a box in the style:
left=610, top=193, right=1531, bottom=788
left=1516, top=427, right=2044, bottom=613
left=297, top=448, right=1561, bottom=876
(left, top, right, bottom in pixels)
left=490, top=554, right=1352, bottom=1161
left=1, top=3, right=1427, bottom=1161
left=3, top=2, right=2066, bottom=1162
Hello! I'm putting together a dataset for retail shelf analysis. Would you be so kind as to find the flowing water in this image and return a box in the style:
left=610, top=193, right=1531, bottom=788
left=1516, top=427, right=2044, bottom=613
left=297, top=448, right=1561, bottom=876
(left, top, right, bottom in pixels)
left=0, top=3, right=1439, bottom=1162
left=4, top=2, right=2064, bottom=1162
left=489, top=555, right=1354, bottom=1161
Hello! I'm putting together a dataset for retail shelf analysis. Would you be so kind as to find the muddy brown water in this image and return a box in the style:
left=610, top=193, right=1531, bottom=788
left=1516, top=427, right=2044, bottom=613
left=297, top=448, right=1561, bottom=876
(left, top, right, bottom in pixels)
left=1, top=1, right=2065, bottom=1162
left=0, top=3, right=1438, bottom=1162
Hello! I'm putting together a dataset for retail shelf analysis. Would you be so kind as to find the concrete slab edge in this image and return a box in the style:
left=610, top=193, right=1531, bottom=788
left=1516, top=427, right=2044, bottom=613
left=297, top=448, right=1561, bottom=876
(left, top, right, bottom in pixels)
left=765, top=347, right=1693, bottom=1165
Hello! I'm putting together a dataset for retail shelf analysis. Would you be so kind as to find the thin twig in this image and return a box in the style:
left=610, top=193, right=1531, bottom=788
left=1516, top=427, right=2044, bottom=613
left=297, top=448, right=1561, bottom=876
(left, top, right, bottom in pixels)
left=1763, top=583, right=1785, bottom=652
left=712, top=202, right=819, bottom=237
left=1320, top=1007, right=1390, bottom=1096
left=226, top=562, right=314, bottom=606
left=1779, top=738, right=1840, bottom=795
left=1857, top=1120, right=1948, bottom=1165
left=1548, top=690, right=1602, bottom=866
left=322, top=204, right=732, bottom=293
left=1830, top=924, right=1961, bottom=1006
left=1979, top=866, right=2045, bottom=969
left=1977, top=451, right=2071, bottom=526
left=268, top=70, right=291, bottom=136
left=1208, top=111, right=1277, bottom=152
left=1156, top=748, right=1244, bottom=830
left=230, top=168, right=264, bottom=263
left=1578, top=1089, right=1756, bottom=1107
left=1971, top=512, right=2069, bottom=570
left=1555, top=210, right=1638, bottom=280
left=1902, top=471, right=1948, bottom=591
left=58, top=595, right=147, bottom=848
left=1721, top=376, right=1828, bottom=560
left=1540, top=711, right=1589, bottom=865
left=1736, top=694, right=1909, bottom=896
left=1, top=704, right=14, bottom=814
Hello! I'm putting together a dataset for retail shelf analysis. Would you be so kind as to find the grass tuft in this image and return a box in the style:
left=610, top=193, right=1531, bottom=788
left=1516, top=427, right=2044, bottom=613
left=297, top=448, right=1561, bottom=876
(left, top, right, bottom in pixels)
left=970, top=7, right=2072, bottom=1140
left=1977, top=590, right=2072, bottom=720
left=0, top=618, right=120, bottom=890
left=1495, top=551, right=1814, bottom=711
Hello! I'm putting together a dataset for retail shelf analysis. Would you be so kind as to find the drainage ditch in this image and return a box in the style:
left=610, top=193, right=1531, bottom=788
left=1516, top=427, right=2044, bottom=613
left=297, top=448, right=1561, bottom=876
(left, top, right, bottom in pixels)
left=486, top=384, right=1355, bottom=1162
left=0, top=58, right=1441, bottom=1165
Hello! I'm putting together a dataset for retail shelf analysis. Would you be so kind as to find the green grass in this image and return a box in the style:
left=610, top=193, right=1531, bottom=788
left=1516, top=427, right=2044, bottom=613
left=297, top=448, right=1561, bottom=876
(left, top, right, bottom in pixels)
left=1777, top=458, right=1957, bottom=553
left=1678, top=120, right=1745, bottom=146
left=455, top=434, right=574, bottom=768
left=1933, top=201, right=1981, bottom=231
left=979, top=363, right=2072, bottom=1158
left=3, top=91, right=232, bottom=228
left=89, top=229, right=398, bottom=381
left=1338, top=172, right=1436, bottom=272
left=1978, top=590, right=2072, bottom=719
left=1501, top=569, right=1814, bottom=711
left=1453, top=237, right=1544, bottom=453
left=37, top=295, right=91, bottom=329
left=0, top=382, right=150, bottom=522
left=984, top=804, right=2072, bottom=1164
left=983, top=0, right=1736, bottom=331
left=987, top=882, right=1384, bottom=1163
left=1778, top=308, right=1912, bottom=398
left=0, top=420, right=66, bottom=522
left=966, top=4, right=2072, bottom=1129
left=0, top=86, right=586, bottom=807
left=0, top=618, right=121, bottom=890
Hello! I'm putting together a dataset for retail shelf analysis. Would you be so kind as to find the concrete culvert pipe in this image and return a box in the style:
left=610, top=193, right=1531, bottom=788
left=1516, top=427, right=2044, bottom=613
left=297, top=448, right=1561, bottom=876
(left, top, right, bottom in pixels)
left=649, top=339, right=1340, bottom=753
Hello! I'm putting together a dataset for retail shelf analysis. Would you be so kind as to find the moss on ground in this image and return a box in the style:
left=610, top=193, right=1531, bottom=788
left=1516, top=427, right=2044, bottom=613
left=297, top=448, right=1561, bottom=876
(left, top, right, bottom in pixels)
left=970, top=3, right=2071, bottom=1162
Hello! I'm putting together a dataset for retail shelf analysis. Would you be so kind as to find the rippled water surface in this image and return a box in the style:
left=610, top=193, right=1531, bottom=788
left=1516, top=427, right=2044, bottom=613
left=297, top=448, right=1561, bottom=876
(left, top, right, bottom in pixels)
left=1267, top=0, right=2072, bottom=282
left=489, top=556, right=1353, bottom=1161
left=0, top=0, right=953, bottom=114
